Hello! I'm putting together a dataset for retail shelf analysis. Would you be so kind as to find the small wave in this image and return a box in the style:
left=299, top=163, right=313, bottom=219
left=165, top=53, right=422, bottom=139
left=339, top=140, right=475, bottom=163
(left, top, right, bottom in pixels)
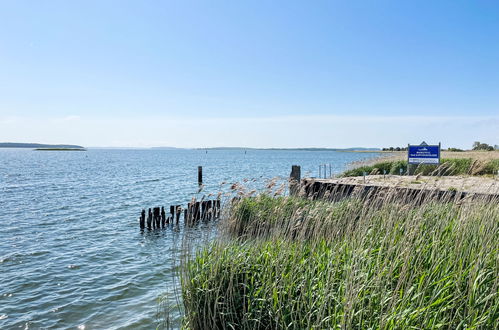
left=1, top=250, right=50, bottom=263
left=0, top=253, right=17, bottom=263
left=29, top=250, right=49, bottom=257
left=135, top=178, right=162, bottom=184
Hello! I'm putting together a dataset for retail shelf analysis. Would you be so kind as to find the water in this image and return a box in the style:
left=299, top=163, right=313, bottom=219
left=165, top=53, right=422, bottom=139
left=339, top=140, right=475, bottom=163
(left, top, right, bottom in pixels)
left=0, top=149, right=380, bottom=329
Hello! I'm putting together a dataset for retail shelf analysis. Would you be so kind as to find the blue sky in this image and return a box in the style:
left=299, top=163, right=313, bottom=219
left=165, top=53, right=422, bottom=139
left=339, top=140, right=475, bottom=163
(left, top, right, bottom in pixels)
left=0, top=1, right=498, bottom=148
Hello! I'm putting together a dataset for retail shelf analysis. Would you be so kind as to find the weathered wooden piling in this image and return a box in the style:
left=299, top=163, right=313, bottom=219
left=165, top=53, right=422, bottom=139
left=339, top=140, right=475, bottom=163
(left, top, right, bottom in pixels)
left=290, top=165, right=301, bottom=196
left=185, top=202, right=191, bottom=225
left=201, top=201, right=206, bottom=220
left=161, top=207, right=166, bottom=228
left=175, top=205, right=181, bottom=224
left=198, top=166, right=203, bottom=185
left=206, top=200, right=213, bottom=220
left=147, top=208, right=152, bottom=229
left=140, top=209, right=146, bottom=229
left=195, top=201, right=201, bottom=221
left=140, top=198, right=223, bottom=229
left=153, top=207, right=161, bottom=228
left=217, top=199, right=221, bottom=218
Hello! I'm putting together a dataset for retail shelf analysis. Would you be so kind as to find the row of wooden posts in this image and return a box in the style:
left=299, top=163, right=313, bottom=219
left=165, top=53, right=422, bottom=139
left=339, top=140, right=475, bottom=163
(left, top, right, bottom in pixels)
left=139, top=199, right=221, bottom=229
left=139, top=164, right=302, bottom=229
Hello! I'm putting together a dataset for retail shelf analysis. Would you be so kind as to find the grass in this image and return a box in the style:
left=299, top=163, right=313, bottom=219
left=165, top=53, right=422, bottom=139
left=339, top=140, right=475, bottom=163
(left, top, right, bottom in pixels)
left=341, top=158, right=499, bottom=177
left=181, top=192, right=499, bottom=329
left=350, top=151, right=499, bottom=170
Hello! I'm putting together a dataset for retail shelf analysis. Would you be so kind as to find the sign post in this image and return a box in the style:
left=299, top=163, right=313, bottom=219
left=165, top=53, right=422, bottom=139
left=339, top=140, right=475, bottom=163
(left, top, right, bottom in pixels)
left=407, top=142, right=441, bottom=175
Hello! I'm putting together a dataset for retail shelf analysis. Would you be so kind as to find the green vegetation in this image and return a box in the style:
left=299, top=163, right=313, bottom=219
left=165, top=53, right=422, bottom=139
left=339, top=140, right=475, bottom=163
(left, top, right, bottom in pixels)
left=35, top=148, right=86, bottom=151
left=381, top=146, right=408, bottom=151
left=341, top=158, right=499, bottom=177
left=472, top=141, right=496, bottom=151
left=181, top=194, right=498, bottom=329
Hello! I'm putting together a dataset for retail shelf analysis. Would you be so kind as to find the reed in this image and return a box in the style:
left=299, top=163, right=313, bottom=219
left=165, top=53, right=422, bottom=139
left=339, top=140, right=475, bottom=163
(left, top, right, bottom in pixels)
left=342, top=158, right=499, bottom=177
left=181, top=189, right=498, bottom=329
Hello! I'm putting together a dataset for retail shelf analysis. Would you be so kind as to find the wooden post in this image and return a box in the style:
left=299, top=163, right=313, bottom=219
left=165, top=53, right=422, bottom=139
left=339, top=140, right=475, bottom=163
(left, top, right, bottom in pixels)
left=175, top=205, right=181, bottom=224
left=170, top=205, right=175, bottom=217
left=195, top=201, right=201, bottom=221
left=201, top=201, right=207, bottom=220
left=185, top=203, right=191, bottom=226
left=140, top=209, right=145, bottom=229
left=161, top=207, right=166, bottom=228
left=207, top=200, right=213, bottom=220
left=198, top=166, right=203, bottom=185
left=215, top=199, right=221, bottom=218
left=189, top=202, right=195, bottom=224
left=153, top=207, right=160, bottom=228
left=290, top=165, right=301, bottom=196
left=147, top=208, right=152, bottom=230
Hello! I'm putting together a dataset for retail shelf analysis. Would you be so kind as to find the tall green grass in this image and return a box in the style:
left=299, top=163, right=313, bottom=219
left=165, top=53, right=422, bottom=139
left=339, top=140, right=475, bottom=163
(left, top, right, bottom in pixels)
left=341, top=158, right=499, bottom=177
left=181, top=193, right=499, bottom=329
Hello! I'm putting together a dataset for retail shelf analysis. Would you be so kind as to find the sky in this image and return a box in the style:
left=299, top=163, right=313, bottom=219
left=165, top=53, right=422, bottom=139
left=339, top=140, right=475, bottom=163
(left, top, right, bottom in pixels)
left=0, top=0, right=498, bottom=148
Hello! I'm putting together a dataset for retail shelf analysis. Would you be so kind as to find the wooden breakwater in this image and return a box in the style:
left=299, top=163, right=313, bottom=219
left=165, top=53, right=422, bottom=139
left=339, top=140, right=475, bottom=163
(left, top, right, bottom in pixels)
left=299, top=178, right=499, bottom=204
left=139, top=199, right=221, bottom=230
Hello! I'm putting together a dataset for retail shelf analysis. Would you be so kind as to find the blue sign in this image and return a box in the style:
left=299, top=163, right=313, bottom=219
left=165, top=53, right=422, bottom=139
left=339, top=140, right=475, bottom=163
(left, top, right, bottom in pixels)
left=408, top=144, right=440, bottom=164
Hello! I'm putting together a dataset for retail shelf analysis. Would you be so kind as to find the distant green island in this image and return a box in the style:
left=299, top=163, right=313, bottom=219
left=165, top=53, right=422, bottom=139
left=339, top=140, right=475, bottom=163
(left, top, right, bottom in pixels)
left=35, top=148, right=86, bottom=151
left=0, top=142, right=85, bottom=149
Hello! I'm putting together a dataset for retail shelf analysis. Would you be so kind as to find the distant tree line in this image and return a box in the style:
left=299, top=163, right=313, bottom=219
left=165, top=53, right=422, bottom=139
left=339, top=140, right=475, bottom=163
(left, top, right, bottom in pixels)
left=381, top=147, right=408, bottom=151
left=472, top=141, right=497, bottom=151
left=381, top=142, right=498, bottom=152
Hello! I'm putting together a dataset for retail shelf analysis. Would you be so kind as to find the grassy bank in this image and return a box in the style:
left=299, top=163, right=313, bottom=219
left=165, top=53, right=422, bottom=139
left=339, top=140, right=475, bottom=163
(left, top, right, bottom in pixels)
left=349, top=151, right=499, bottom=170
left=341, top=158, right=499, bottom=177
left=181, top=194, right=498, bottom=329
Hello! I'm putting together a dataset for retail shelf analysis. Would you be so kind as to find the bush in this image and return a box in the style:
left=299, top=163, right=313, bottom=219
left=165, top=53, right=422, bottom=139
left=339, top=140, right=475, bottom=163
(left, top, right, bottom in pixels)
left=341, top=165, right=375, bottom=177
left=472, top=141, right=495, bottom=151
left=389, top=160, right=407, bottom=174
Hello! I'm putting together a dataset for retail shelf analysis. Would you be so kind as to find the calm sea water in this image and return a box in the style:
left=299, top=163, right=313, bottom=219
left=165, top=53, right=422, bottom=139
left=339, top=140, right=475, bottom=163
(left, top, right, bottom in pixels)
left=0, top=149, right=380, bottom=329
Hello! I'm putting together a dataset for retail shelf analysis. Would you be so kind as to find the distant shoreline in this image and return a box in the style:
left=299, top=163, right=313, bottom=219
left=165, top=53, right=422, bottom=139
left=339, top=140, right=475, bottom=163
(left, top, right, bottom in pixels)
left=35, top=148, right=86, bottom=151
